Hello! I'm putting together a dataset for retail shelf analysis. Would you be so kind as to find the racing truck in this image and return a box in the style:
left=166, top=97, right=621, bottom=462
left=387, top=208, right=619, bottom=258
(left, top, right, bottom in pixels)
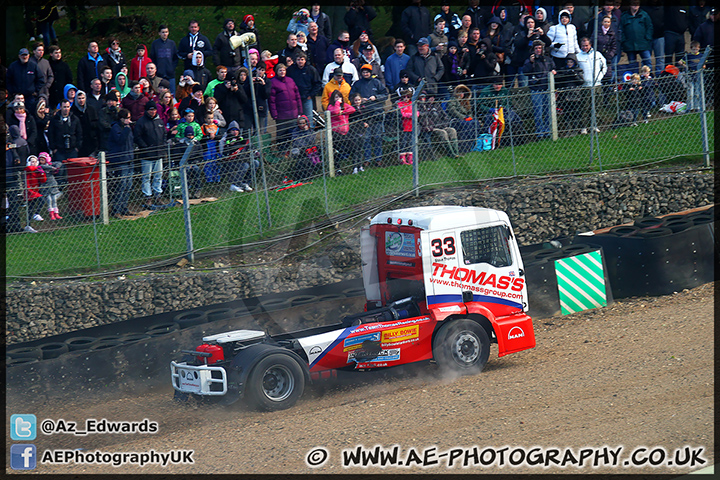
left=171, top=206, right=535, bottom=410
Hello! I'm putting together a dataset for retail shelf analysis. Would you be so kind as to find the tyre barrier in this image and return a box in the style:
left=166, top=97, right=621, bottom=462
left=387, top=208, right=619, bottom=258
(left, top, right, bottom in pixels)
left=96, top=335, right=124, bottom=343
left=634, top=216, right=664, bottom=229
left=173, top=310, right=209, bottom=328
left=573, top=215, right=713, bottom=298
left=342, top=287, right=367, bottom=297
left=608, top=225, right=640, bottom=237
left=39, top=342, right=69, bottom=360
left=65, top=336, right=98, bottom=352
left=316, top=293, right=346, bottom=302
left=288, top=294, right=319, bottom=307
left=7, top=346, right=43, bottom=360
left=523, top=243, right=613, bottom=319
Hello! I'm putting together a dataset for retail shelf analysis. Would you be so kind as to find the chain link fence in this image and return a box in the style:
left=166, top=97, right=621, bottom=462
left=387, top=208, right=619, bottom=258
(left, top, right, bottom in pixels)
left=4, top=66, right=714, bottom=279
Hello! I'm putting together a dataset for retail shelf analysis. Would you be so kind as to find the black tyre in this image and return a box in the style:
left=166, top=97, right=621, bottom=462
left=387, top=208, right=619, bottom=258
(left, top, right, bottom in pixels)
left=637, top=227, right=673, bottom=238
left=432, top=319, right=490, bottom=375
left=96, top=335, right=123, bottom=343
left=662, top=218, right=694, bottom=233
left=608, top=226, right=639, bottom=237
left=90, top=339, right=123, bottom=351
left=174, top=310, right=209, bottom=328
left=145, top=322, right=179, bottom=335
left=689, top=213, right=713, bottom=226
left=204, top=308, right=232, bottom=322
left=634, top=216, right=663, bottom=228
left=288, top=294, right=318, bottom=307
left=65, top=336, right=98, bottom=352
left=7, top=357, right=40, bottom=366
left=259, top=298, right=291, bottom=312
left=40, top=342, right=69, bottom=360
left=120, top=333, right=152, bottom=344
left=342, top=287, right=366, bottom=297
left=316, top=293, right=345, bottom=302
left=7, top=346, right=43, bottom=360
left=245, top=353, right=305, bottom=411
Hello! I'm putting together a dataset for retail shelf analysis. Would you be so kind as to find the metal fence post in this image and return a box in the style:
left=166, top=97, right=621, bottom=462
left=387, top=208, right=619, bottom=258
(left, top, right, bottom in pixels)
left=698, top=68, right=710, bottom=168
left=99, top=151, right=109, bottom=225
left=549, top=72, right=558, bottom=141
left=178, top=141, right=196, bottom=262
left=325, top=110, right=335, bottom=177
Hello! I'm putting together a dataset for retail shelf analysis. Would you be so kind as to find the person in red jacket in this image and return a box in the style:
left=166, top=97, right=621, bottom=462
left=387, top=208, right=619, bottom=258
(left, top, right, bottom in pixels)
left=24, top=155, right=47, bottom=228
left=129, top=44, right=153, bottom=82
left=326, top=89, right=356, bottom=174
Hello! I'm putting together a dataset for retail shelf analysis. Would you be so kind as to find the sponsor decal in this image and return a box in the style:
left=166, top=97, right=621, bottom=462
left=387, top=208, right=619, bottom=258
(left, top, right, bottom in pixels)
left=348, top=348, right=400, bottom=363
left=381, top=337, right=419, bottom=349
left=430, top=262, right=525, bottom=292
left=385, top=231, right=416, bottom=258
left=438, top=305, right=462, bottom=312
left=351, top=317, right=430, bottom=335
left=381, top=325, right=419, bottom=344
left=309, top=346, right=322, bottom=355
left=343, top=332, right=380, bottom=349
left=508, top=326, right=525, bottom=340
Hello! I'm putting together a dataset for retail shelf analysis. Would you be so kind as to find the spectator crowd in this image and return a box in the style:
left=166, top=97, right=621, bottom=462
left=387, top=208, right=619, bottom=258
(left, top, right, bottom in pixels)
left=4, top=1, right=715, bottom=233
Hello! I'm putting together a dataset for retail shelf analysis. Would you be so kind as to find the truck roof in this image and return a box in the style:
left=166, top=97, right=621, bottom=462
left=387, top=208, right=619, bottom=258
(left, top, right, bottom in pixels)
left=371, top=206, right=510, bottom=231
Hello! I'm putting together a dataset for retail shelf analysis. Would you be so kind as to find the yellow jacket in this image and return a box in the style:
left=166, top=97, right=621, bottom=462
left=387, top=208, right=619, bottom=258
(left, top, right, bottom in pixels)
left=321, top=78, right=352, bottom=110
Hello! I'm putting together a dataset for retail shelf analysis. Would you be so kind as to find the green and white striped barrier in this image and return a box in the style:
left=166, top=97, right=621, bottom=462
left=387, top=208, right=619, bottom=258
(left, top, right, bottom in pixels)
left=554, top=250, right=608, bottom=315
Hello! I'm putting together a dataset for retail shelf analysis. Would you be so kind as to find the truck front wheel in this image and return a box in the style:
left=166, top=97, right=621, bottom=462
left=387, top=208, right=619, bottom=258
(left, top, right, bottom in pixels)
left=246, top=354, right=305, bottom=411
left=433, top=319, right=490, bottom=375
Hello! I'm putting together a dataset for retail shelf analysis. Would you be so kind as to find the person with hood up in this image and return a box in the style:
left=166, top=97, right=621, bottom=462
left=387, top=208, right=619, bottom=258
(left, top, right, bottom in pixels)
left=71, top=90, right=101, bottom=156
left=463, top=37, right=497, bottom=87
left=175, top=70, right=197, bottom=103
left=105, top=37, right=127, bottom=76
left=178, top=84, right=206, bottom=122
left=554, top=54, right=585, bottom=134
left=547, top=9, right=580, bottom=70
left=509, top=15, right=551, bottom=87
left=221, top=120, right=257, bottom=193
left=214, top=18, right=243, bottom=77
left=189, top=51, right=212, bottom=90
left=534, top=7, right=552, bottom=34
left=58, top=83, right=78, bottom=110
left=435, top=1, right=462, bottom=40
left=481, top=15, right=509, bottom=74
left=288, top=8, right=311, bottom=36
left=114, top=71, right=131, bottom=99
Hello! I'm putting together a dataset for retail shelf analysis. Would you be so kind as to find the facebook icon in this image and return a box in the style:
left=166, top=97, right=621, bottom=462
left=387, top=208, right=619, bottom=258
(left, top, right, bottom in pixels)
left=11, top=444, right=37, bottom=470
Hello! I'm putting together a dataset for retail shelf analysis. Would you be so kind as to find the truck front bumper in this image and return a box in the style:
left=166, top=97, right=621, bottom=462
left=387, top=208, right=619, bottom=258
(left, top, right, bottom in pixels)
left=170, top=361, right=228, bottom=395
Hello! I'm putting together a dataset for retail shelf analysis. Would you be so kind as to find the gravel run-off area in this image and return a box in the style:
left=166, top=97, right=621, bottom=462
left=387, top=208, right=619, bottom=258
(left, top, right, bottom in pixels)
left=6, top=282, right=714, bottom=475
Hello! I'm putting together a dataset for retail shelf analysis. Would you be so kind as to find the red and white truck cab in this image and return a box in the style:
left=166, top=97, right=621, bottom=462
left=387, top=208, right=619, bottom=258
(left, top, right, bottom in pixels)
left=171, top=206, right=535, bottom=411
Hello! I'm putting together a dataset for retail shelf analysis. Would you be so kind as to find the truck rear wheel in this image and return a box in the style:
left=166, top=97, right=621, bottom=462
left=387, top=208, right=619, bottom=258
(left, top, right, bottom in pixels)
left=246, top=353, right=305, bottom=411
left=433, top=319, right=490, bottom=375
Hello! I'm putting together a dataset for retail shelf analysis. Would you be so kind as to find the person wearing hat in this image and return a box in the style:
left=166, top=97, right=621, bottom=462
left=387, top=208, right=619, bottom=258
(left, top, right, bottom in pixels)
left=134, top=100, right=167, bottom=207
left=509, top=15, right=551, bottom=88
left=238, top=14, right=262, bottom=55
left=435, top=2, right=462, bottom=39
left=351, top=42, right=385, bottom=85
left=213, top=18, right=243, bottom=77
left=7, top=100, right=38, bottom=156
left=174, top=107, right=204, bottom=140
left=23, top=154, right=47, bottom=226
left=405, top=37, right=445, bottom=95
left=98, top=91, right=121, bottom=151
left=177, top=19, right=213, bottom=72
left=692, top=7, right=716, bottom=52
left=288, top=8, right=312, bottom=36
left=150, top=25, right=179, bottom=95
left=106, top=108, right=135, bottom=217
left=6, top=47, right=45, bottom=111
left=321, top=66, right=352, bottom=110
left=391, top=69, right=413, bottom=101
left=172, top=124, right=205, bottom=199
left=175, top=69, right=197, bottom=103
left=348, top=61, right=387, bottom=164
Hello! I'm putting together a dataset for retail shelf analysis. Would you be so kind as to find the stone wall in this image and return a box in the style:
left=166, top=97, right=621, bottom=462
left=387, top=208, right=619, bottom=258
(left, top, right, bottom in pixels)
left=6, top=171, right=713, bottom=344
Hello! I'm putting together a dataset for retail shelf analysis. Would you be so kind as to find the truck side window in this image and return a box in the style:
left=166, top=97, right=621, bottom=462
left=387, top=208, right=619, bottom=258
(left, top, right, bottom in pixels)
left=460, top=226, right=513, bottom=267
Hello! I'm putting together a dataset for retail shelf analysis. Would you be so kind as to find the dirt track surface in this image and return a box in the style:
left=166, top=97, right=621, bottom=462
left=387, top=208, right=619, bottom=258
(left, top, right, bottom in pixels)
left=7, top=282, right=714, bottom=475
